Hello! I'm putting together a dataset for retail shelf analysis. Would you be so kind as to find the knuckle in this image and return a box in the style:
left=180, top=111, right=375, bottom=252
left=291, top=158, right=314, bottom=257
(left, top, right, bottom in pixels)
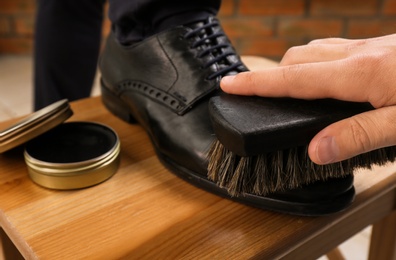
left=243, top=71, right=255, bottom=85
left=379, top=108, right=396, bottom=144
left=308, top=37, right=337, bottom=45
left=280, top=46, right=301, bottom=65
left=347, top=53, right=376, bottom=69
left=284, top=46, right=300, bottom=56
left=348, top=116, right=373, bottom=152
left=347, top=51, right=394, bottom=107
left=285, top=63, right=303, bottom=79
left=308, top=39, right=323, bottom=45
left=345, top=39, right=369, bottom=52
left=280, top=64, right=306, bottom=96
left=370, top=85, right=396, bottom=108
left=367, top=52, right=396, bottom=107
left=241, top=72, right=259, bottom=92
left=308, top=37, right=346, bottom=45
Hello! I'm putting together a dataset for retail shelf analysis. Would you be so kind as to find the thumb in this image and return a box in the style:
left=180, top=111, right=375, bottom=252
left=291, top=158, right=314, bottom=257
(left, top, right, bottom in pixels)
left=308, top=106, right=396, bottom=165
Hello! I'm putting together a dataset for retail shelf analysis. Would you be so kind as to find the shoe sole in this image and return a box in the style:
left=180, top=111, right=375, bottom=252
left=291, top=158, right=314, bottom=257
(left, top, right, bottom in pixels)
left=101, top=80, right=355, bottom=216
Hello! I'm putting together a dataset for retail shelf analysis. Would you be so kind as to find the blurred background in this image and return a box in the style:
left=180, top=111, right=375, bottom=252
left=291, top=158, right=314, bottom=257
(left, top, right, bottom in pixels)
left=1, top=0, right=396, bottom=59
left=1, top=0, right=396, bottom=120
left=0, top=1, right=395, bottom=258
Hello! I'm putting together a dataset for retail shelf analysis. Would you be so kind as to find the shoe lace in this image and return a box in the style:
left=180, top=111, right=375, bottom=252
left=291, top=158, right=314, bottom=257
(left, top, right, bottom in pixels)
left=183, top=19, right=245, bottom=80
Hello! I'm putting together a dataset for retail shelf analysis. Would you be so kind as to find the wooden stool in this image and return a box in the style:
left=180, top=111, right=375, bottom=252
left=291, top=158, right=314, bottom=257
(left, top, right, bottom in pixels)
left=0, top=57, right=395, bottom=259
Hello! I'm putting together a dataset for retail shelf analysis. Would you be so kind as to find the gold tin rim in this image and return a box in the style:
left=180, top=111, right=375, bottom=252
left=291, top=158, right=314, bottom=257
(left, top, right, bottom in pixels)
left=0, top=99, right=72, bottom=153
left=24, top=121, right=121, bottom=190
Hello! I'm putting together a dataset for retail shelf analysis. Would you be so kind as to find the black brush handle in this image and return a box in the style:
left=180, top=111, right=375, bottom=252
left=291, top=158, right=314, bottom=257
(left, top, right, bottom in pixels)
left=209, top=94, right=374, bottom=156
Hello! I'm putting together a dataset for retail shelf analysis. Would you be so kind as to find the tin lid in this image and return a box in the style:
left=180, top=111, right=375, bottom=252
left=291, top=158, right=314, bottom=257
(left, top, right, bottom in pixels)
left=0, top=99, right=73, bottom=153
left=24, top=121, right=120, bottom=190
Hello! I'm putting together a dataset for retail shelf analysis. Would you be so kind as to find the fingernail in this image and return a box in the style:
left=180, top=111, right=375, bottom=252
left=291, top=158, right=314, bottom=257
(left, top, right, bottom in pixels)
left=221, top=75, right=235, bottom=86
left=316, top=136, right=339, bottom=164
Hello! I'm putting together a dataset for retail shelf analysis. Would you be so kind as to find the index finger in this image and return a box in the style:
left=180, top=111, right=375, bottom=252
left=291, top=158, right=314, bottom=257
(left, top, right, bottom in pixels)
left=221, top=58, right=372, bottom=103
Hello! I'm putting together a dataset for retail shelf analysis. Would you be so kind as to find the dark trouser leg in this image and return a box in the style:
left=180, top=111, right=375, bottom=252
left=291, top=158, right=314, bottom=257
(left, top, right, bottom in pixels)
left=108, top=0, right=221, bottom=44
left=34, top=0, right=105, bottom=110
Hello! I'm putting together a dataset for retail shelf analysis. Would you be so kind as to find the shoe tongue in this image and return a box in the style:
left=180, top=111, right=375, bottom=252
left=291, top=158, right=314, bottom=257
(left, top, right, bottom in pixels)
left=184, top=15, right=213, bottom=29
left=185, top=20, right=206, bottom=30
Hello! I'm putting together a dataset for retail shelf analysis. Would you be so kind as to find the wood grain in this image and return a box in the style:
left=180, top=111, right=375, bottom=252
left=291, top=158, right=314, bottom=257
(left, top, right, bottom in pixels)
left=0, top=94, right=395, bottom=259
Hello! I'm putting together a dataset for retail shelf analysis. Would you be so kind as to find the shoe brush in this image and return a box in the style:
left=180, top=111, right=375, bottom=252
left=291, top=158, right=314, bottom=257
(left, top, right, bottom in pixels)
left=207, top=94, right=396, bottom=196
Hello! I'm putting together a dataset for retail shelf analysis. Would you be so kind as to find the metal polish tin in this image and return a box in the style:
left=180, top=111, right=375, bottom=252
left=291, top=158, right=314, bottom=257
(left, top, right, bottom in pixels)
left=24, top=121, right=120, bottom=190
left=1, top=100, right=120, bottom=190
left=0, top=99, right=73, bottom=154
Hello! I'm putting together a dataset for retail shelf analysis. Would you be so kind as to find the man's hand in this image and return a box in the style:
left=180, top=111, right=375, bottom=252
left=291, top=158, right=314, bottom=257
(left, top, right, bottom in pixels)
left=221, top=34, right=396, bottom=165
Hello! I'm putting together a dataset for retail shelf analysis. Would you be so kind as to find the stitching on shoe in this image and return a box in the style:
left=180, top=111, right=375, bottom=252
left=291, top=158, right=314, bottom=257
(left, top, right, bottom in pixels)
left=118, top=80, right=186, bottom=112
left=156, top=34, right=179, bottom=92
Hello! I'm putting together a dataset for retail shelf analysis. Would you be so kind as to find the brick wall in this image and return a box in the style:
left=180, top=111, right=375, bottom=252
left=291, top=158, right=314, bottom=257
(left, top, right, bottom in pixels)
left=0, top=0, right=35, bottom=54
left=1, top=0, right=396, bottom=60
left=220, top=0, right=396, bottom=59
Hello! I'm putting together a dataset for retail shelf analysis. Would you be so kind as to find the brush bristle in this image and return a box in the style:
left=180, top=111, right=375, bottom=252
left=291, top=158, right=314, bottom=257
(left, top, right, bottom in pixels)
left=207, top=140, right=396, bottom=196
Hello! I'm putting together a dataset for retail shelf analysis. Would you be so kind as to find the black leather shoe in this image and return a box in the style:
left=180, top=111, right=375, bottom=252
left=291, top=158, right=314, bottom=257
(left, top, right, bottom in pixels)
left=99, top=16, right=355, bottom=216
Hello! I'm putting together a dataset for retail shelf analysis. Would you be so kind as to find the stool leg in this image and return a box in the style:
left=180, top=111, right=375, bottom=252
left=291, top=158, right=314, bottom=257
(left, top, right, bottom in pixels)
left=0, top=228, right=24, bottom=260
left=326, top=247, right=345, bottom=260
left=369, top=210, right=396, bottom=260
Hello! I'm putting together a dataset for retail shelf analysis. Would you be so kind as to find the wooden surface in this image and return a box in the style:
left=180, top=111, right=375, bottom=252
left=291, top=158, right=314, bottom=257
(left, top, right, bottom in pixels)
left=0, top=96, right=395, bottom=259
